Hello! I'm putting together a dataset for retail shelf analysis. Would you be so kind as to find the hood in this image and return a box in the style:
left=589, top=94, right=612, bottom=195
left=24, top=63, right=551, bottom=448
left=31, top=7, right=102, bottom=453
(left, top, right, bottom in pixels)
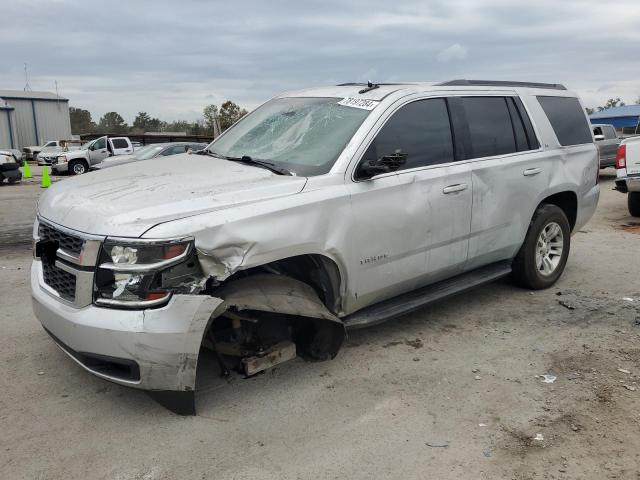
left=38, top=154, right=307, bottom=237
left=96, top=154, right=137, bottom=168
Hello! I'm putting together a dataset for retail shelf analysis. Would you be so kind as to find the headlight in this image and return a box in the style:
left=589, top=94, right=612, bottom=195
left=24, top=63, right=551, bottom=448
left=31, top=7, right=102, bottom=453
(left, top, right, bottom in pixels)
left=57, top=155, right=67, bottom=163
left=94, top=238, right=201, bottom=309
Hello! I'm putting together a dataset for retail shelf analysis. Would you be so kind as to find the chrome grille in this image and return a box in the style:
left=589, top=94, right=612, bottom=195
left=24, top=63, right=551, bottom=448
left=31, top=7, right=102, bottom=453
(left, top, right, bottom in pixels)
left=42, top=262, right=76, bottom=302
left=38, top=222, right=84, bottom=255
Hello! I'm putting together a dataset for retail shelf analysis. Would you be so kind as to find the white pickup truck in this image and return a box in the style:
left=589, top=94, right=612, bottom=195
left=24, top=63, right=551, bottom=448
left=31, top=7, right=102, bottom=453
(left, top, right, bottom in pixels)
left=615, top=136, right=640, bottom=216
left=52, top=136, right=133, bottom=175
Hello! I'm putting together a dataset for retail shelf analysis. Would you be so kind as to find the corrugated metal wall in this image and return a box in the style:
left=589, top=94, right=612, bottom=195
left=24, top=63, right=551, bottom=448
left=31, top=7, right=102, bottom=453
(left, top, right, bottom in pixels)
left=0, top=109, right=17, bottom=149
left=0, top=97, right=71, bottom=149
left=34, top=100, right=72, bottom=144
left=8, top=99, right=37, bottom=148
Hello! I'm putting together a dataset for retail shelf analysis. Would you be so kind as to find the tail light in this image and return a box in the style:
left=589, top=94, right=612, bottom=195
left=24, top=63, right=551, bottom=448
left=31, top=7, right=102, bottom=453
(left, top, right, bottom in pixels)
left=616, top=145, right=627, bottom=170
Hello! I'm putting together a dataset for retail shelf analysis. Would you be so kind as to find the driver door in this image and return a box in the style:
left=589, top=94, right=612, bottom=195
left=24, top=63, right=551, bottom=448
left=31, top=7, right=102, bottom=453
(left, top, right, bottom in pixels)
left=88, top=136, right=110, bottom=164
left=345, top=98, right=473, bottom=313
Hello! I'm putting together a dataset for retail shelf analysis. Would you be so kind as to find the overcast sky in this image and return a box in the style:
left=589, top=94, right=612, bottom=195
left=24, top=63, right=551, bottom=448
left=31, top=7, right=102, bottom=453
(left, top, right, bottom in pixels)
left=2, top=0, right=639, bottom=123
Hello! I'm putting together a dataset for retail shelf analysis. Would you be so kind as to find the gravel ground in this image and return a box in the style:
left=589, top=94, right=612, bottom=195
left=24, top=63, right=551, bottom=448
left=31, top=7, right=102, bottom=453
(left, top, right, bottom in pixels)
left=1, top=169, right=639, bottom=480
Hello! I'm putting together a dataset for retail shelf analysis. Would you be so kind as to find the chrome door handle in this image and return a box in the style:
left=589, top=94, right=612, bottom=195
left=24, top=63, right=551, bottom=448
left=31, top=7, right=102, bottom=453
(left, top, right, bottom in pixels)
left=443, top=183, right=468, bottom=194
left=523, top=167, right=542, bottom=176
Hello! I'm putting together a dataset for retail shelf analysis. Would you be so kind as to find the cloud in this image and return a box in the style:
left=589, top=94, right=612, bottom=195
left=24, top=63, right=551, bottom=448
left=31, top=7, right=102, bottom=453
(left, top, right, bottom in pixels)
left=1, top=0, right=639, bottom=119
left=437, top=43, right=468, bottom=62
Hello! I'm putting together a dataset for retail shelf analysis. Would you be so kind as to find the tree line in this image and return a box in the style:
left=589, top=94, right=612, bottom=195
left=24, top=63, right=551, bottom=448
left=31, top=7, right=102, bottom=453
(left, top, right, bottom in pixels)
left=70, top=100, right=249, bottom=136
left=585, top=96, right=640, bottom=115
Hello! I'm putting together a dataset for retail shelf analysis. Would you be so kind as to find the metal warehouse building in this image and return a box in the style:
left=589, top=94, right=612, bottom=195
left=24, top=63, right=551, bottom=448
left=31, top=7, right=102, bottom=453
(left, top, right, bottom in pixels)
left=590, top=104, right=640, bottom=134
left=0, top=89, right=72, bottom=150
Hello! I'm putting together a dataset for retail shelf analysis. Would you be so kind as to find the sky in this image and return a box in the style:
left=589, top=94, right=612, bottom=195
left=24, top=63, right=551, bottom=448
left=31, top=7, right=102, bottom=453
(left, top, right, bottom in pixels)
left=2, top=0, right=639, bottom=123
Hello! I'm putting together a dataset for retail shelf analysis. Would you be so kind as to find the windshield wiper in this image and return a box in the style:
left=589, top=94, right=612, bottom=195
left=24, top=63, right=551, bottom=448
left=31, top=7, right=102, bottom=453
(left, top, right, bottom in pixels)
left=203, top=150, right=292, bottom=176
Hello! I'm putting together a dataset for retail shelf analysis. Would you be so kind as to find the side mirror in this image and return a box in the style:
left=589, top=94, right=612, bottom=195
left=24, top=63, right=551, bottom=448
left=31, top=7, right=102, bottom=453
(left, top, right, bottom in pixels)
left=359, top=152, right=408, bottom=178
left=594, top=134, right=605, bottom=141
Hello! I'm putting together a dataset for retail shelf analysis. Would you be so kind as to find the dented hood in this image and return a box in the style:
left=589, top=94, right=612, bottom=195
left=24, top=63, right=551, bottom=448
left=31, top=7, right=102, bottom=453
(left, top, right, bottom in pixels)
left=38, top=154, right=307, bottom=237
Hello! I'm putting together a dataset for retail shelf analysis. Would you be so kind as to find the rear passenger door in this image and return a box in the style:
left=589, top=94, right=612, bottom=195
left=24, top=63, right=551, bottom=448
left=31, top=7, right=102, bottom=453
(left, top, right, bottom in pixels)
left=346, top=97, right=473, bottom=312
left=450, top=96, right=545, bottom=270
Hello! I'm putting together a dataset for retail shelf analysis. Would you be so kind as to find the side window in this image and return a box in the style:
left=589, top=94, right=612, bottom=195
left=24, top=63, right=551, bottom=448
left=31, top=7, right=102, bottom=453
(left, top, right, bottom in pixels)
left=361, top=98, right=454, bottom=172
left=506, top=98, right=529, bottom=152
left=604, top=126, right=617, bottom=140
left=162, top=145, right=187, bottom=156
left=460, top=97, right=516, bottom=158
left=111, top=138, right=129, bottom=149
left=93, top=137, right=106, bottom=150
left=536, top=96, right=592, bottom=146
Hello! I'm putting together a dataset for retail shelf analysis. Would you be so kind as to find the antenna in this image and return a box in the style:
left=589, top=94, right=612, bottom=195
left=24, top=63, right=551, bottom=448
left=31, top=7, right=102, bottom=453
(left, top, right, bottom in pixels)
left=24, top=63, right=32, bottom=91
left=55, top=80, right=61, bottom=109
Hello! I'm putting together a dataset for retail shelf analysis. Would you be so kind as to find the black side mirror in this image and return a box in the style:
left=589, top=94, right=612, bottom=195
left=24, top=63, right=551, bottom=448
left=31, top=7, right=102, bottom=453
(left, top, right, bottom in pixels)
left=359, top=152, right=407, bottom=178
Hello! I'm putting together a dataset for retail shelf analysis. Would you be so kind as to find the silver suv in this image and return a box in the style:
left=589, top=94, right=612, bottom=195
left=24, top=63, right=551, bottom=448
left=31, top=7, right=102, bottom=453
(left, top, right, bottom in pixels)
left=31, top=80, right=600, bottom=414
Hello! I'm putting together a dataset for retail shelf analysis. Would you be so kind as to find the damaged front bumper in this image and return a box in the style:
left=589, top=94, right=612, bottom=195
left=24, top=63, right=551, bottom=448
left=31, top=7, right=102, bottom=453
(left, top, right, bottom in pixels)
left=31, top=263, right=346, bottom=415
left=32, top=261, right=225, bottom=414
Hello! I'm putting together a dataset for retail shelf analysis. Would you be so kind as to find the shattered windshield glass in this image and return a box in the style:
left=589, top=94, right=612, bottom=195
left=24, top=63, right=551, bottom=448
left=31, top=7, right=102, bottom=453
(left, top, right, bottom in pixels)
left=208, top=97, right=372, bottom=176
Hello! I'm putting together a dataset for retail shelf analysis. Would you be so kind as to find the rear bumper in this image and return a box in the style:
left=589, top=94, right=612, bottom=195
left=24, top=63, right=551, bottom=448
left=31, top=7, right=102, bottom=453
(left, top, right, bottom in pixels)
left=615, top=176, right=640, bottom=193
left=31, top=260, right=224, bottom=392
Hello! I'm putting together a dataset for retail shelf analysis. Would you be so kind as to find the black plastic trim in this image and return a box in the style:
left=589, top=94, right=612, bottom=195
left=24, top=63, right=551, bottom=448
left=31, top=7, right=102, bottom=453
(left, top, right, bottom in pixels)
left=437, top=79, right=567, bottom=90
left=43, top=327, right=141, bottom=382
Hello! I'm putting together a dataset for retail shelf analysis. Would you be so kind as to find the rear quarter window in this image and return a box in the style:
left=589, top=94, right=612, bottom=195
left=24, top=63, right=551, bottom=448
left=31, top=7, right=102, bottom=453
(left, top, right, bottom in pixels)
left=111, top=138, right=129, bottom=149
left=537, top=96, right=592, bottom=146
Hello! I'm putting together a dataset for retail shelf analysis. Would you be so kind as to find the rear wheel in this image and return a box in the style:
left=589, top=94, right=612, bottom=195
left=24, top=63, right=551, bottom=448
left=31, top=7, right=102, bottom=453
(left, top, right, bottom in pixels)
left=69, top=159, right=88, bottom=175
left=512, top=204, right=571, bottom=289
left=629, top=192, right=640, bottom=217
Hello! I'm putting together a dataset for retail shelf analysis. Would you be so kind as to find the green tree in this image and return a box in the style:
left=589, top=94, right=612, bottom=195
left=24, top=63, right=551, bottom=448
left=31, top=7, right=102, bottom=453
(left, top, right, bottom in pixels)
left=132, top=112, right=161, bottom=133
left=203, top=104, right=219, bottom=135
left=69, top=107, right=96, bottom=134
left=98, top=111, right=128, bottom=133
left=597, top=97, right=625, bottom=112
left=219, top=100, right=248, bottom=131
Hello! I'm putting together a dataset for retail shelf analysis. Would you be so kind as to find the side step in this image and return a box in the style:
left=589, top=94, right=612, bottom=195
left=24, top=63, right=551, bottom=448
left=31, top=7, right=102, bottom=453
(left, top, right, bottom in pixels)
left=343, top=261, right=512, bottom=330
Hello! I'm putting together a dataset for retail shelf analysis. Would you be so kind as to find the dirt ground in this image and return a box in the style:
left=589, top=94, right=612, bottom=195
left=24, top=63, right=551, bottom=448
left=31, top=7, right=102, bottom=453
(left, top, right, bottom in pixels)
left=1, top=169, right=640, bottom=480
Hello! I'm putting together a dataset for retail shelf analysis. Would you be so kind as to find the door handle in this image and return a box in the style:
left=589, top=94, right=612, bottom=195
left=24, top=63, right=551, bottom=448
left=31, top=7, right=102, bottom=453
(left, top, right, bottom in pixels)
left=523, top=167, right=542, bottom=176
left=443, top=183, right=468, bottom=194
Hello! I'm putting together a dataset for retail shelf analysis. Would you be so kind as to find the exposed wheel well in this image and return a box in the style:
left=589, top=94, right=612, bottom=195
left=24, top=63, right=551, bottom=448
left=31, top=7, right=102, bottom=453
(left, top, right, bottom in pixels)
left=538, top=191, right=577, bottom=231
left=213, top=254, right=343, bottom=314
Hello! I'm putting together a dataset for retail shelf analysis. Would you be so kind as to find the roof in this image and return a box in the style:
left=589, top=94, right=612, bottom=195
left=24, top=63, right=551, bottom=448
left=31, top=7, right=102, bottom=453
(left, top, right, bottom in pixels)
left=590, top=104, right=640, bottom=119
left=282, top=80, right=577, bottom=101
left=0, top=89, right=69, bottom=102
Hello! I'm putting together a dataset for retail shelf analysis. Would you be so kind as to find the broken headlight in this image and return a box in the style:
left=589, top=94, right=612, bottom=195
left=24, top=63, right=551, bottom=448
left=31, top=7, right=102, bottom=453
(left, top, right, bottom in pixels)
left=94, top=237, right=202, bottom=309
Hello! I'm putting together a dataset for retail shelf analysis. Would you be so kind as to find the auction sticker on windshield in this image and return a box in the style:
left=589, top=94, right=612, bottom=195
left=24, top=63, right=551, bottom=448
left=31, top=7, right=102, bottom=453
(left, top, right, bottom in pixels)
left=337, top=97, right=380, bottom=110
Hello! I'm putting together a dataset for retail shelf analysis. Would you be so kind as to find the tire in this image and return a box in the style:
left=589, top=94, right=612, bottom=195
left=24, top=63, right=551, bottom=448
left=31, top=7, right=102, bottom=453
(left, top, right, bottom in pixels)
left=629, top=192, right=640, bottom=217
left=69, top=159, right=88, bottom=175
left=511, top=204, right=571, bottom=290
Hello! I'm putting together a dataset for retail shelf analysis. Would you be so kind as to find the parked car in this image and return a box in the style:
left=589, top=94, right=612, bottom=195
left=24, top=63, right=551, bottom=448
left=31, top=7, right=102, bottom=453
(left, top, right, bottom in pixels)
left=0, top=152, right=22, bottom=184
left=97, top=142, right=207, bottom=169
left=592, top=123, right=621, bottom=168
left=37, top=140, right=86, bottom=165
left=0, top=149, right=23, bottom=164
left=51, top=136, right=133, bottom=174
left=31, top=80, right=599, bottom=414
left=614, top=136, right=640, bottom=216
left=23, top=140, right=62, bottom=161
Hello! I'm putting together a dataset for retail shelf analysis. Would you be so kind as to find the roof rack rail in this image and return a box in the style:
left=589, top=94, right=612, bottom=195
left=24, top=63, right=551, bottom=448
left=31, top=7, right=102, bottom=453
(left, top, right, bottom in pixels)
left=437, top=79, right=567, bottom=91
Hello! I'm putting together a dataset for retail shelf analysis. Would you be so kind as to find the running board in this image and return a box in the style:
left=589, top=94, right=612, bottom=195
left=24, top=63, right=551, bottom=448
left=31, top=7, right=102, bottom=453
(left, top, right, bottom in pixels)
left=343, top=261, right=512, bottom=330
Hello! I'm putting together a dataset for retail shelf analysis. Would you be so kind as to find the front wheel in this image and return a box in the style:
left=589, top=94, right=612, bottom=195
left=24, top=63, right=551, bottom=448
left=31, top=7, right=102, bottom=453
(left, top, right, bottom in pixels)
left=629, top=192, right=640, bottom=217
left=69, top=160, right=88, bottom=175
left=512, top=204, right=571, bottom=290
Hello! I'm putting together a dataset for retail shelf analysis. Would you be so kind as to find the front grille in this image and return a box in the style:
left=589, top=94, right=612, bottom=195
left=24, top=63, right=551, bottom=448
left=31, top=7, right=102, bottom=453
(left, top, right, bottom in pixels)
left=42, top=262, right=76, bottom=302
left=38, top=222, right=84, bottom=255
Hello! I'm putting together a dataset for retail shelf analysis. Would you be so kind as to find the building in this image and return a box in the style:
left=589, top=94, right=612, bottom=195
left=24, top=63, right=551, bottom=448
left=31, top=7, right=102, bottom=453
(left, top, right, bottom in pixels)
left=589, top=104, right=640, bottom=135
left=0, top=89, right=72, bottom=150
